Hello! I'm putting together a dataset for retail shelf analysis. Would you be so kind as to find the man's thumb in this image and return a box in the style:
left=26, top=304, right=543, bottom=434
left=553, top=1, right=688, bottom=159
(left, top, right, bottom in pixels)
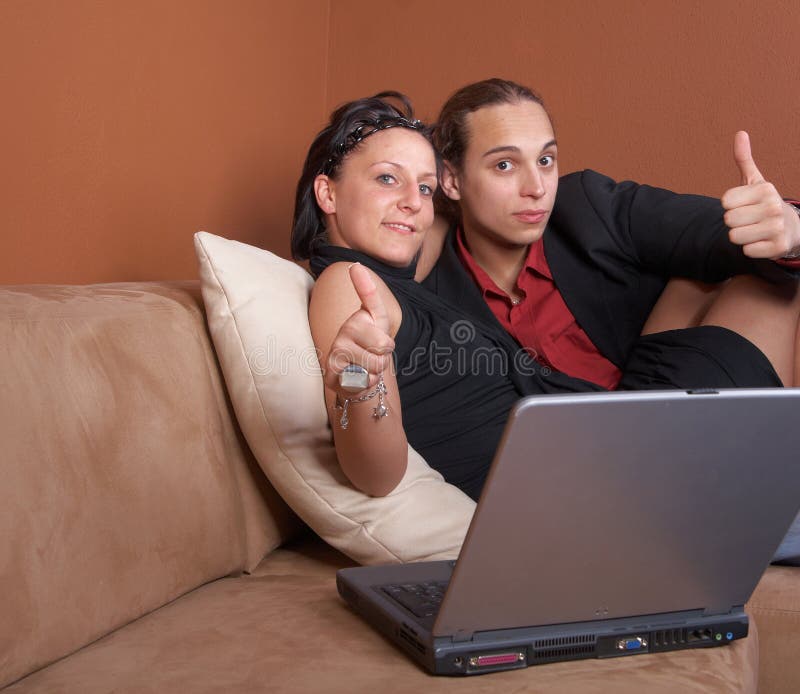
left=733, top=130, right=765, bottom=186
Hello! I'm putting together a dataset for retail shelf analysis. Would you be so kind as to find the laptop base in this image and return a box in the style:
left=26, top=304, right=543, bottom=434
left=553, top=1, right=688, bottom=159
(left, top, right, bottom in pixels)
left=427, top=616, right=748, bottom=676
left=338, top=567, right=748, bottom=676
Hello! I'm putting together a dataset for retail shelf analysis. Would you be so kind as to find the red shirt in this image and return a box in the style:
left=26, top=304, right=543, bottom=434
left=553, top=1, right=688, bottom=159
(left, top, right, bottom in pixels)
left=455, top=202, right=800, bottom=390
left=455, top=229, right=623, bottom=389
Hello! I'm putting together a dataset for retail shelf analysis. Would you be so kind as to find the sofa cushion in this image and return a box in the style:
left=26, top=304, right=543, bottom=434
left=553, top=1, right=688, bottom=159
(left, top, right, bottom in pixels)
left=747, top=565, right=800, bottom=694
left=0, top=282, right=295, bottom=689
left=194, top=232, right=475, bottom=565
left=5, top=536, right=759, bottom=694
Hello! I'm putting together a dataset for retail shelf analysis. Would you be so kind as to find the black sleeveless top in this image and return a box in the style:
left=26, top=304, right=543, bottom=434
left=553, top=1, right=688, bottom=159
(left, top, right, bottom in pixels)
left=309, top=245, right=600, bottom=500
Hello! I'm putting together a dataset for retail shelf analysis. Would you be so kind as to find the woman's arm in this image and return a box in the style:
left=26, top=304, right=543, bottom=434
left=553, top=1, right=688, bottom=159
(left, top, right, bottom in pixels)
left=309, top=262, right=409, bottom=496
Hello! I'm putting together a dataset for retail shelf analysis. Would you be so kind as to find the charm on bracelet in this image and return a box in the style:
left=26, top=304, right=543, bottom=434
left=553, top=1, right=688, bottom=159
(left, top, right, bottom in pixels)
left=340, top=363, right=370, bottom=392
left=335, top=374, right=389, bottom=430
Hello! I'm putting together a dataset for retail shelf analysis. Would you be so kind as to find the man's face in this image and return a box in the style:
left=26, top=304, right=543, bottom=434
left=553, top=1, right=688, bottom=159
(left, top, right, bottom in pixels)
left=443, top=100, right=559, bottom=252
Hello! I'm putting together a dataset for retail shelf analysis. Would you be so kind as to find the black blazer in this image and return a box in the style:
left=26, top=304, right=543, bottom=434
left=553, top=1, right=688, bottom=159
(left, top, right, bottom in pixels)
left=423, top=169, right=795, bottom=368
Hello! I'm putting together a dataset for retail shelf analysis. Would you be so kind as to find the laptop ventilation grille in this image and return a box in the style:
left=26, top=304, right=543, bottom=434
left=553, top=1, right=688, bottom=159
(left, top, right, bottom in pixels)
left=533, top=644, right=595, bottom=660
left=532, top=634, right=596, bottom=661
left=534, top=634, right=596, bottom=648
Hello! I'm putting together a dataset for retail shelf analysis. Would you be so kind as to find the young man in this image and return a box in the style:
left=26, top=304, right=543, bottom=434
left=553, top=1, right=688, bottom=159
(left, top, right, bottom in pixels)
left=420, top=78, right=800, bottom=563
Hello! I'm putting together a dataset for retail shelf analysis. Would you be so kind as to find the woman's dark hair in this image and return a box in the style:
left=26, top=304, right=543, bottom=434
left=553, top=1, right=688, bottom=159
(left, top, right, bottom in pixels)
left=291, top=91, right=435, bottom=261
left=431, top=78, right=548, bottom=223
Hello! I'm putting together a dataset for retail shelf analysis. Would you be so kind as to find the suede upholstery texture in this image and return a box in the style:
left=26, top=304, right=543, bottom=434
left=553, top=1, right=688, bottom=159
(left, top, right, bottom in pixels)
left=748, top=566, right=800, bottom=694
left=2, top=280, right=798, bottom=693
left=3, top=538, right=761, bottom=694
left=0, top=283, right=297, bottom=689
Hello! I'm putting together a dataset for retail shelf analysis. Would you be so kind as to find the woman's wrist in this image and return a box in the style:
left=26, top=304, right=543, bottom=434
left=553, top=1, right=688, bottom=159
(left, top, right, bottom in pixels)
left=334, top=374, right=389, bottom=430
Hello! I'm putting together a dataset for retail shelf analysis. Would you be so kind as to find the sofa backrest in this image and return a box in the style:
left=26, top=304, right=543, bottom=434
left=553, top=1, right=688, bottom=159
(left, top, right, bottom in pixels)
left=0, top=281, right=298, bottom=688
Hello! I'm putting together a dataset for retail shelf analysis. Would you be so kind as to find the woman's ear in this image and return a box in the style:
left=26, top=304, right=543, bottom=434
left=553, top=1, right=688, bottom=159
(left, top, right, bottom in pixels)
left=314, top=174, right=336, bottom=214
left=440, top=161, right=461, bottom=201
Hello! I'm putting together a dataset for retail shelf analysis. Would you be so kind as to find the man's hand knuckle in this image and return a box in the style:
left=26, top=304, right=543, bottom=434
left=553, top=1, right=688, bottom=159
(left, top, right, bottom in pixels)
left=767, top=199, right=783, bottom=216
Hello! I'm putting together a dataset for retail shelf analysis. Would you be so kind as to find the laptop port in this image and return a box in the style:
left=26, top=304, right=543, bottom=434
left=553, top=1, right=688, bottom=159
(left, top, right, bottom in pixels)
left=616, top=636, right=647, bottom=651
left=468, top=652, right=526, bottom=669
left=688, top=628, right=713, bottom=642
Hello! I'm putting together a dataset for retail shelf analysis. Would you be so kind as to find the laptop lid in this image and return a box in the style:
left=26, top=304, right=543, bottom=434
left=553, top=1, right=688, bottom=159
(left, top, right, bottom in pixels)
left=433, top=389, right=800, bottom=638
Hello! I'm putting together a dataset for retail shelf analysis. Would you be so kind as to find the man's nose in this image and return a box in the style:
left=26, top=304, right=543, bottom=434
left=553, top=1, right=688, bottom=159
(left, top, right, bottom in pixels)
left=520, top=168, right=545, bottom=198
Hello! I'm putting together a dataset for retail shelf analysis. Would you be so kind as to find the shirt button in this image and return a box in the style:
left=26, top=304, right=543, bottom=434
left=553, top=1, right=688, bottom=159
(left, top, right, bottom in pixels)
left=511, top=298, right=521, bottom=305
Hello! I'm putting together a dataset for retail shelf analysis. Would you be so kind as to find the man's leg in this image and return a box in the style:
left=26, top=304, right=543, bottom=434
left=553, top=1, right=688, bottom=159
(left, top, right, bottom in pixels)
left=699, top=275, right=800, bottom=387
left=641, top=279, right=722, bottom=335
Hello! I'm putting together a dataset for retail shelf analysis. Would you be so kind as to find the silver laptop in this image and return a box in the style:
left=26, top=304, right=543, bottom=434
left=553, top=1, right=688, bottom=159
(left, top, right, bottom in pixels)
left=337, top=389, right=800, bottom=675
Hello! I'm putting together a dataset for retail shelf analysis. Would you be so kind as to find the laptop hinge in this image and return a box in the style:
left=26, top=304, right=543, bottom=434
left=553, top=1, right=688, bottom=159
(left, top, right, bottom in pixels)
left=452, top=629, right=474, bottom=643
left=703, top=603, right=742, bottom=617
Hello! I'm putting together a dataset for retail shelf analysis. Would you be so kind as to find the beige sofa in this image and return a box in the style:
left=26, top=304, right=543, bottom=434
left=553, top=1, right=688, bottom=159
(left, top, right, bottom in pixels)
left=1, top=281, right=798, bottom=693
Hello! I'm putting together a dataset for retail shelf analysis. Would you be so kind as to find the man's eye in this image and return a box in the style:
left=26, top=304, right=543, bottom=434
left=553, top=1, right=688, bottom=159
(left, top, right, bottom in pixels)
left=539, top=155, right=555, bottom=167
left=377, top=174, right=396, bottom=184
left=496, top=160, right=513, bottom=171
left=419, top=183, right=434, bottom=196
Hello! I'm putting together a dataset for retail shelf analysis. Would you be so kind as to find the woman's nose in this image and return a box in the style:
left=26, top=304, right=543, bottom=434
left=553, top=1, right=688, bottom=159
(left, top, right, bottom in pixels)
left=399, top=185, right=423, bottom=212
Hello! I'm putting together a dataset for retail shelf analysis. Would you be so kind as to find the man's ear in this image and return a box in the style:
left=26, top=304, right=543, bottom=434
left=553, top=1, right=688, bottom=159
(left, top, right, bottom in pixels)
left=440, top=161, right=461, bottom=201
left=314, top=174, right=336, bottom=214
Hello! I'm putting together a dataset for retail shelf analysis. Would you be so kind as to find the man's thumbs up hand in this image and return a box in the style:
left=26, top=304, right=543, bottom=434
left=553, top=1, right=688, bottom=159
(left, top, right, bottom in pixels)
left=721, top=131, right=800, bottom=259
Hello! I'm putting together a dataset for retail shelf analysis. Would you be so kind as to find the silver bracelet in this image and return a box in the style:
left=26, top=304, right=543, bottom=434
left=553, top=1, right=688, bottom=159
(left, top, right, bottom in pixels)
left=334, top=374, right=389, bottom=430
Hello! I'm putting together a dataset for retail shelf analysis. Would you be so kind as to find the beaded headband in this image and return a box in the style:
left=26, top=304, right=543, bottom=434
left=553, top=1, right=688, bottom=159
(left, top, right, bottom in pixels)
left=320, top=116, right=424, bottom=176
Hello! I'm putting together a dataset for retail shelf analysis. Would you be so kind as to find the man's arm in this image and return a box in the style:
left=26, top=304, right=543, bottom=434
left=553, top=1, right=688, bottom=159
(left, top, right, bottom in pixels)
left=414, top=215, right=450, bottom=282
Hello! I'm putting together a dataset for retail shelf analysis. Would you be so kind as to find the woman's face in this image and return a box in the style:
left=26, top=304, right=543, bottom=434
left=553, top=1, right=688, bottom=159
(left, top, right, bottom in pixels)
left=316, top=128, right=437, bottom=267
left=442, top=100, right=558, bottom=250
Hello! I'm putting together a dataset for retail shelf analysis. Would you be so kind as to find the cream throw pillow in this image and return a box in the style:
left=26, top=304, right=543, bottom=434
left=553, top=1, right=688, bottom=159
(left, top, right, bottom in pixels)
left=194, top=232, right=475, bottom=565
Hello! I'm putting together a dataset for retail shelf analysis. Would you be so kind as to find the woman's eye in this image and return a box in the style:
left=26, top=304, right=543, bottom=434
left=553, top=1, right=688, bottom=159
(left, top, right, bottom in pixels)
left=496, top=160, right=513, bottom=172
left=539, top=155, right=555, bottom=167
left=377, top=174, right=396, bottom=185
left=419, top=183, right=434, bottom=196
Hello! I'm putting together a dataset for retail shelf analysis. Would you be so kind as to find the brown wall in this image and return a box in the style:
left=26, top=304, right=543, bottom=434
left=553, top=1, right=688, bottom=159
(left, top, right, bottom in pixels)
left=0, top=0, right=328, bottom=283
left=327, top=0, right=800, bottom=197
left=2, top=0, right=799, bottom=283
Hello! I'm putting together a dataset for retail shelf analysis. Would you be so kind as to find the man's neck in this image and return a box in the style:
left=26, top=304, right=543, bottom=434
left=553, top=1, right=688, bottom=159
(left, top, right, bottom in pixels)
left=462, top=229, right=530, bottom=297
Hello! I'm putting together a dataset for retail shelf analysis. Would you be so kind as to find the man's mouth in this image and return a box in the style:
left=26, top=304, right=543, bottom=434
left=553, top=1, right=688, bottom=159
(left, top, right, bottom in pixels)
left=512, top=210, right=548, bottom=224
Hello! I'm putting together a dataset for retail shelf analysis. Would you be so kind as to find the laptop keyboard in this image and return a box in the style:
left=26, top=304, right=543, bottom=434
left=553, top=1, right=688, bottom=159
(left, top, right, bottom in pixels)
left=380, top=581, right=449, bottom=619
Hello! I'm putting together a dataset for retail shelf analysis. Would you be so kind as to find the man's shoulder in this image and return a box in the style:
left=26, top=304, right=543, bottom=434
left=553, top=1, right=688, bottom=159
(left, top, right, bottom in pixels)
left=558, top=169, right=641, bottom=198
